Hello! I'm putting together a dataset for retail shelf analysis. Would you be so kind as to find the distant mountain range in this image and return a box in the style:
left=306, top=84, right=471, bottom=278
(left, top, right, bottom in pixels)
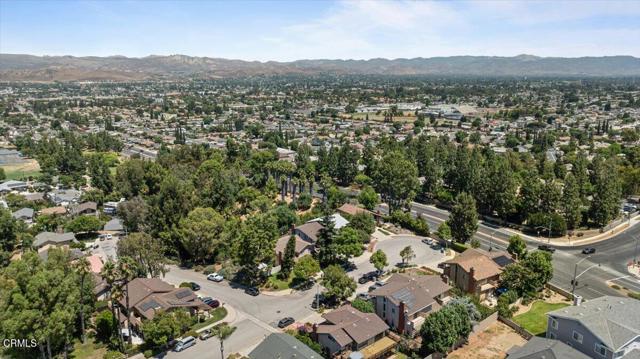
left=1, top=54, right=639, bottom=81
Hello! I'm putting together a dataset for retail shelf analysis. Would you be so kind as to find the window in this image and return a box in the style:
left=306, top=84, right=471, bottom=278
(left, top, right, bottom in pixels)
left=595, top=344, right=607, bottom=357
left=550, top=318, right=558, bottom=330
left=572, top=331, right=583, bottom=344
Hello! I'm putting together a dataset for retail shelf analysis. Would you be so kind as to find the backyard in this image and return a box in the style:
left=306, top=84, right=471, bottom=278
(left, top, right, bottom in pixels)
left=448, top=322, right=526, bottom=359
left=513, top=301, right=569, bottom=336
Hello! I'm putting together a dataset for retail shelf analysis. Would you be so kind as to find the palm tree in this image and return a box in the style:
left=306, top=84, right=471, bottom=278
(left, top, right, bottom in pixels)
left=74, top=257, right=90, bottom=344
left=212, top=323, right=235, bottom=359
left=118, top=257, right=137, bottom=345
left=101, top=260, right=124, bottom=351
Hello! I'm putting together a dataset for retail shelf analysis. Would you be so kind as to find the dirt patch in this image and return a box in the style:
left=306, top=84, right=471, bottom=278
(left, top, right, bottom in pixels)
left=448, top=322, right=526, bottom=359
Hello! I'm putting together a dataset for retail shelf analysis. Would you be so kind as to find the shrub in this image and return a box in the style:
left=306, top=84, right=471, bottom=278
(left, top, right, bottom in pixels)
left=296, top=193, right=312, bottom=210
left=203, top=265, right=217, bottom=275
left=143, top=350, right=153, bottom=358
left=390, top=210, right=430, bottom=236
left=179, top=282, right=192, bottom=288
left=629, top=291, right=640, bottom=300
left=351, top=298, right=374, bottom=313
left=104, top=351, right=125, bottom=359
left=450, top=241, right=468, bottom=253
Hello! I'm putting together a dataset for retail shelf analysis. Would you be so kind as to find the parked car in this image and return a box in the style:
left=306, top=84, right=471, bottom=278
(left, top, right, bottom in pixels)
left=358, top=271, right=377, bottom=284
left=421, top=238, right=432, bottom=245
left=201, top=297, right=220, bottom=308
left=173, top=336, right=196, bottom=352
left=582, top=247, right=596, bottom=255
left=198, top=329, right=212, bottom=340
left=538, top=245, right=556, bottom=253
left=368, top=283, right=382, bottom=292
left=207, top=273, right=224, bottom=282
left=245, top=287, right=260, bottom=296
left=356, top=292, right=371, bottom=301
left=494, top=287, right=509, bottom=296
left=190, top=282, right=201, bottom=291
left=341, top=261, right=356, bottom=272
left=277, top=317, right=295, bottom=328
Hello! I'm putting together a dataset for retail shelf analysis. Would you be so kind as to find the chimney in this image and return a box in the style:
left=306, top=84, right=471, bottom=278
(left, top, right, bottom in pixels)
left=398, top=301, right=406, bottom=335
left=468, top=267, right=476, bottom=293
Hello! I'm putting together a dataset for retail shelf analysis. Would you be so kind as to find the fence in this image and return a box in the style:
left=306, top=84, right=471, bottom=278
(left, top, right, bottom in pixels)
left=498, top=315, right=533, bottom=340
left=472, top=312, right=498, bottom=334
left=545, top=283, right=573, bottom=300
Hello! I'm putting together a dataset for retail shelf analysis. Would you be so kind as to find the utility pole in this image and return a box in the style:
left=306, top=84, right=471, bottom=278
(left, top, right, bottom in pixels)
left=634, top=235, right=639, bottom=265
left=571, top=255, right=598, bottom=297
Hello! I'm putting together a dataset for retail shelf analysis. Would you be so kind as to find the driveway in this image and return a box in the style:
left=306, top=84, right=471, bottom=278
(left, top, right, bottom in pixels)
left=158, top=318, right=271, bottom=358
left=349, top=234, right=447, bottom=290
left=90, top=236, right=119, bottom=262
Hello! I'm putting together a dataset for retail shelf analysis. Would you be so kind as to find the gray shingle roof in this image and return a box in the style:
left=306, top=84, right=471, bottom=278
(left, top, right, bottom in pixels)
left=249, top=333, right=319, bottom=359
left=507, top=337, right=590, bottom=359
left=547, top=296, right=640, bottom=351
left=33, top=232, right=77, bottom=248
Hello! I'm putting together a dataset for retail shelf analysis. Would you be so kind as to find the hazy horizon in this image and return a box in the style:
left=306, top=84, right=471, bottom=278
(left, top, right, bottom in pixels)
left=1, top=0, right=639, bottom=61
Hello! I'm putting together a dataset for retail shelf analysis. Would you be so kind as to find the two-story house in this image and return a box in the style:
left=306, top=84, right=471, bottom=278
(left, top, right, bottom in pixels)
left=441, top=248, right=513, bottom=300
left=370, top=274, right=451, bottom=336
left=546, top=296, right=640, bottom=359
left=315, top=304, right=392, bottom=357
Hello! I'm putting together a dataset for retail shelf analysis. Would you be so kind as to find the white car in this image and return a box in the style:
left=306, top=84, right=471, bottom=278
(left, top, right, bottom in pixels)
left=207, top=273, right=224, bottom=282
left=421, top=238, right=432, bottom=245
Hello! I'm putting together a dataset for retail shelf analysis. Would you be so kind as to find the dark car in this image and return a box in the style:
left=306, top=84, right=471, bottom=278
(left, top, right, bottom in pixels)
left=277, top=317, right=295, bottom=328
left=368, top=283, right=382, bottom=292
left=190, top=282, right=201, bottom=291
left=245, top=287, right=260, bottom=296
left=494, top=287, right=509, bottom=296
left=358, top=271, right=377, bottom=284
left=538, top=245, right=556, bottom=253
left=582, top=247, right=596, bottom=255
left=201, top=297, right=220, bottom=308
left=341, top=261, right=356, bottom=272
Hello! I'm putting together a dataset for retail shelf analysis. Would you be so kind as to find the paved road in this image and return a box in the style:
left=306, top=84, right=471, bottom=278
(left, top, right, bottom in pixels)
left=160, top=318, right=270, bottom=359
left=405, top=202, right=640, bottom=300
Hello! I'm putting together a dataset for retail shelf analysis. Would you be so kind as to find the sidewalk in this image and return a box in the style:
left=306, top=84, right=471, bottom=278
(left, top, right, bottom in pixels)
left=502, top=213, right=640, bottom=247
left=194, top=303, right=237, bottom=333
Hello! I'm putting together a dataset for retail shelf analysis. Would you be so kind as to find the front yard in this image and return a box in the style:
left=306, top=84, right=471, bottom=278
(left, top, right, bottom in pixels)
left=513, top=301, right=569, bottom=336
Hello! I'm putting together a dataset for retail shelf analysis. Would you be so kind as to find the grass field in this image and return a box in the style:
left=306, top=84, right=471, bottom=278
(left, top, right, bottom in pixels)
left=2, top=159, right=41, bottom=180
left=69, top=338, right=107, bottom=359
left=513, top=301, right=569, bottom=336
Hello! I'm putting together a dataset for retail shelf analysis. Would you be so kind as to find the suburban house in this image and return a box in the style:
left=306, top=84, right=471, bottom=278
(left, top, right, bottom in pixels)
left=117, top=278, right=210, bottom=331
left=69, top=201, right=98, bottom=216
left=507, top=337, right=590, bottom=359
left=276, top=147, right=297, bottom=162
left=103, top=201, right=121, bottom=215
left=315, top=304, right=392, bottom=357
left=249, top=333, right=320, bottom=359
left=441, top=248, right=513, bottom=299
left=33, top=232, right=77, bottom=249
left=12, top=207, right=34, bottom=224
left=545, top=296, right=640, bottom=359
left=369, top=273, right=451, bottom=336
left=0, top=180, right=28, bottom=193
left=48, top=189, right=82, bottom=206
left=275, top=221, right=323, bottom=265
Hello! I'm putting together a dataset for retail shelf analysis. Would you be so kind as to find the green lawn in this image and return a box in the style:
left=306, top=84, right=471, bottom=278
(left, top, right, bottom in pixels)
left=69, top=338, right=107, bottom=359
left=192, top=307, right=227, bottom=331
left=265, top=273, right=293, bottom=291
left=4, top=168, right=41, bottom=180
left=513, top=301, right=569, bottom=336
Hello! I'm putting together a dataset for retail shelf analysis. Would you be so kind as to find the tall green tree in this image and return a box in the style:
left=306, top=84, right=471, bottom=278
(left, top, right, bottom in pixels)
left=370, top=249, right=388, bottom=272
left=448, top=192, right=478, bottom=243
left=322, top=265, right=356, bottom=302
left=562, top=173, right=583, bottom=230
left=315, top=214, right=337, bottom=267
left=373, top=150, right=419, bottom=211
left=280, top=235, right=296, bottom=278
left=176, top=207, right=225, bottom=264
left=117, top=232, right=168, bottom=277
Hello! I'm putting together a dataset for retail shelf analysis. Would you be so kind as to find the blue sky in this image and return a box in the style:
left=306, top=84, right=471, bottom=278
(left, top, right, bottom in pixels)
left=1, top=0, right=639, bottom=61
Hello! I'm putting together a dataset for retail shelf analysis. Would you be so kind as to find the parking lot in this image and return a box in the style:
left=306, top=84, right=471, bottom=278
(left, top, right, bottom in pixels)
left=90, top=235, right=120, bottom=262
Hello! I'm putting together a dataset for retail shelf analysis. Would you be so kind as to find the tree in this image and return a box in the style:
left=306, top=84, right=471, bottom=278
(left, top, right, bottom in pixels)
left=358, top=185, right=379, bottom=211
left=436, top=222, right=452, bottom=242
left=370, top=249, right=388, bottom=272
left=348, top=212, right=376, bottom=236
left=589, top=158, right=622, bottom=227
left=562, top=173, right=583, bottom=230
left=292, top=255, right=320, bottom=282
left=0, top=208, right=18, bottom=254
left=399, top=245, right=415, bottom=266
left=141, top=310, right=190, bottom=348
left=420, top=302, right=472, bottom=354
left=118, top=257, right=137, bottom=345
left=322, top=264, right=356, bottom=302
left=117, top=196, right=148, bottom=233
left=117, top=232, right=168, bottom=277
left=176, top=207, right=225, bottom=264
left=334, top=227, right=364, bottom=260
left=316, top=214, right=337, bottom=267
left=212, top=323, right=235, bottom=359
left=236, top=213, right=278, bottom=284
left=448, top=192, right=478, bottom=243
left=194, top=159, right=241, bottom=212
left=373, top=151, right=419, bottom=211
left=280, top=235, right=296, bottom=278
left=73, top=257, right=90, bottom=344
left=88, top=153, right=115, bottom=194
left=351, top=298, right=374, bottom=313
left=507, top=235, right=527, bottom=260
left=95, top=311, right=115, bottom=343
left=501, top=250, right=553, bottom=296
left=65, top=215, right=104, bottom=233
